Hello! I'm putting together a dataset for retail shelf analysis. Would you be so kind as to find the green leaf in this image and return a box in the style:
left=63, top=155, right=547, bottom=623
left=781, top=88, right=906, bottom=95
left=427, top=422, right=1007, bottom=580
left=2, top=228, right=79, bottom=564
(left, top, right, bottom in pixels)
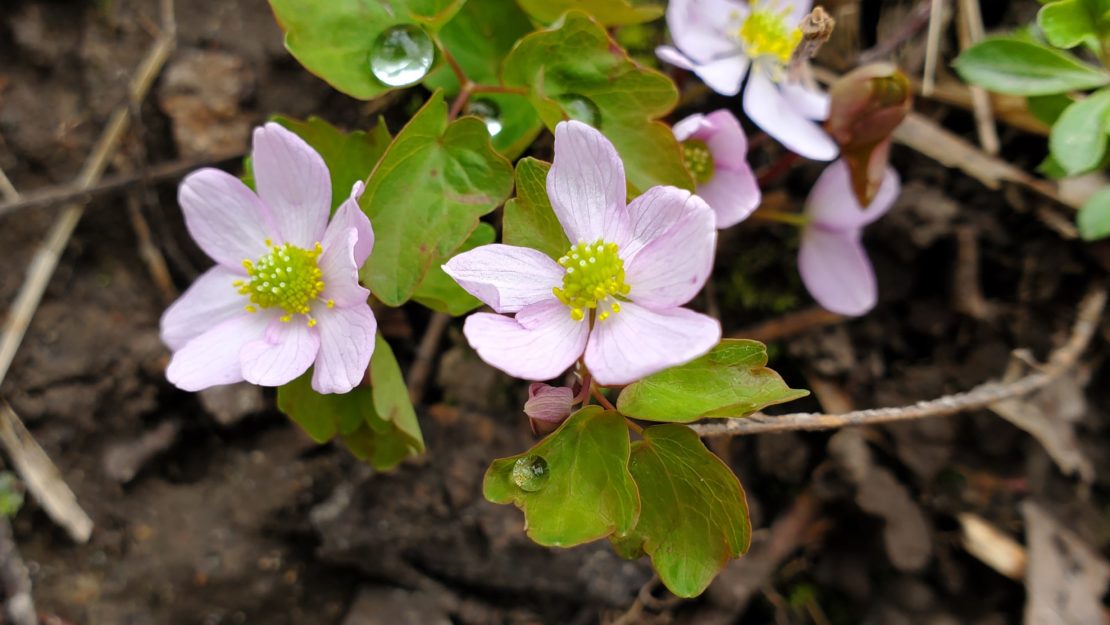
left=273, top=116, right=391, bottom=213
left=412, top=222, right=497, bottom=315
left=613, top=424, right=751, bottom=598
left=268, top=0, right=462, bottom=100
left=1038, top=0, right=1100, bottom=49
left=515, top=0, right=663, bottom=26
left=1078, top=186, right=1110, bottom=239
left=1028, top=93, right=1076, bottom=126
left=617, top=339, right=809, bottom=423
left=1049, top=89, right=1110, bottom=175
left=423, top=0, right=544, bottom=158
left=503, top=158, right=571, bottom=260
left=953, top=37, right=1110, bottom=95
left=484, top=406, right=640, bottom=547
left=359, top=91, right=514, bottom=306
left=502, top=11, right=694, bottom=192
left=275, top=338, right=424, bottom=471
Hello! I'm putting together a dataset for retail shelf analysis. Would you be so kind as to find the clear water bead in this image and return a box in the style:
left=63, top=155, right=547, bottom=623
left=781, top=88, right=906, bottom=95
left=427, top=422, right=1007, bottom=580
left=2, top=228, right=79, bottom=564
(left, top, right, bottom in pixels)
left=511, top=455, right=550, bottom=492
left=466, top=98, right=503, bottom=137
left=369, top=24, right=435, bottom=87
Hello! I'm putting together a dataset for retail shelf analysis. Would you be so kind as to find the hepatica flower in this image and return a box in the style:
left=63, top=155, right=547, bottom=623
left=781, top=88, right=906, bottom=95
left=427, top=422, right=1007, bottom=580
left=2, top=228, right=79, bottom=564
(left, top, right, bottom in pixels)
left=657, top=0, right=838, bottom=161
left=161, top=123, right=378, bottom=394
left=799, top=159, right=899, bottom=316
left=443, top=121, right=721, bottom=386
left=674, top=109, right=761, bottom=228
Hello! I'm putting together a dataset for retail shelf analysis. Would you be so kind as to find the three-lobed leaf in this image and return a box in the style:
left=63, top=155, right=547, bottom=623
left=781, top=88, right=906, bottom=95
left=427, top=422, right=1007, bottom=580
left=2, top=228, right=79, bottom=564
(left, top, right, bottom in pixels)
left=954, top=37, right=1110, bottom=96
left=612, top=424, right=751, bottom=598
left=412, top=222, right=497, bottom=315
left=1049, top=88, right=1110, bottom=175
left=269, top=0, right=462, bottom=100
left=359, top=91, right=514, bottom=306
left=484, top=406, right=640, bottom=547
left=515, top=0, right=663, bottom=26
left=502, top=158, right=571, bottom=260
left=1078, top=186, right=1110, bottom=239
left=617, top=339, right=809, bottom=422
left=502, top=11, right=694, bottom=192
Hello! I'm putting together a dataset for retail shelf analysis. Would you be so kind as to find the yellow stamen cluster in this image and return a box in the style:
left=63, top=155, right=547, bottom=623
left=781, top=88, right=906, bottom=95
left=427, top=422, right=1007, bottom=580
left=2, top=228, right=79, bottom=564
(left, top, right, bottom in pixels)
left=739, top=6, right=803, bottom=65
left=234, top=241, right=330, bottom=325
left=552, top=239, right=630, bottom=322
left=682, top=139, right=715, bottom=184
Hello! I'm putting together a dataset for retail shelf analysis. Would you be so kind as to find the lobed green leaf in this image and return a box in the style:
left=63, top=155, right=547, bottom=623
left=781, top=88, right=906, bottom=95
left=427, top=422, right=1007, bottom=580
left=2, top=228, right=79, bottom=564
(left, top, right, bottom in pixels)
left=953, top=37, right=1110, bottom=96
left=502, top=158, right=571, bottom=260
left=515, top=0, right=663, bottom=26
left=412, top=222, right=497, bottom=315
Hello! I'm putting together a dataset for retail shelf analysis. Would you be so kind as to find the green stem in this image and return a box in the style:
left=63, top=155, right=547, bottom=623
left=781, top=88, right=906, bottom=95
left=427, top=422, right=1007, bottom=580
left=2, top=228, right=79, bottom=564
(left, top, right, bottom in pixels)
left=750, top=210, right=809, bottom=227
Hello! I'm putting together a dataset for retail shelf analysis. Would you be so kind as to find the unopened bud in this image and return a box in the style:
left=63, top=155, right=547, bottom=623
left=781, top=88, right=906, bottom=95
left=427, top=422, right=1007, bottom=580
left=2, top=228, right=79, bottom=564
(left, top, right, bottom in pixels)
left=825, top=63, right=912, bottom=206
left=793, top=7, right=835, bottom=63
left=525, top=383, right=575, bottom=436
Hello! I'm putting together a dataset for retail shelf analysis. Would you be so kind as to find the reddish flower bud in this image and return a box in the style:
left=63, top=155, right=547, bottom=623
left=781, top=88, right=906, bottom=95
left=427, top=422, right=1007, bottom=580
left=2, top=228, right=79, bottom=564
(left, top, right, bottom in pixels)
left=525, top=383, right=575, bottom=436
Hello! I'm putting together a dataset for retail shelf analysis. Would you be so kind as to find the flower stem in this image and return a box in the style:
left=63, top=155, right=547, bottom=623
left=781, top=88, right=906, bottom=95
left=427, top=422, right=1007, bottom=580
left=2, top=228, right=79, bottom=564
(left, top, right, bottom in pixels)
left=590, top=384, right=617, bottom=411
left=625, top=418, right=644, bottom=434
left=751, top=210, right=809, bottom=227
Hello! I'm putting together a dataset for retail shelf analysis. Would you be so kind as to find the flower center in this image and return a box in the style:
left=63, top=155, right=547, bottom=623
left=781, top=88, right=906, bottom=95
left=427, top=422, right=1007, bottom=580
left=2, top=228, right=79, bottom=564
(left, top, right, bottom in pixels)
left=682, top=139, right=715, bottom=185
left=738, top=5, right=802, bottom=66
left=234, top=241, right=330, bottom=325
left=552, top=239, right=630, bottom=322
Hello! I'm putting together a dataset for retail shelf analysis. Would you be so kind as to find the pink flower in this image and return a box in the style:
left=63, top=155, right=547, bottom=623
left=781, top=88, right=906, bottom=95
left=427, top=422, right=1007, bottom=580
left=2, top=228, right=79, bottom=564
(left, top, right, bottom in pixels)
left=161, top=123, right=378, bottom=394
left=673, top=110, right=761, bottom=228
left=443, top=121, right=721, bottom=386
left=799, top=159, right=900, bottom=316
left=525, top=383, right=575, bottom=436
left=657, top=0, right=838, bottom=161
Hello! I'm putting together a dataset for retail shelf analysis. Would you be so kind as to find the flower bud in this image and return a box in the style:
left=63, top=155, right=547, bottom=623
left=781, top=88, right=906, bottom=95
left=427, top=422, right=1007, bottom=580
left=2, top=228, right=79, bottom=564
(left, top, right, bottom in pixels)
left=825, top=63, right=912, bottom=206
left=525, top=383, right=575, bottom=436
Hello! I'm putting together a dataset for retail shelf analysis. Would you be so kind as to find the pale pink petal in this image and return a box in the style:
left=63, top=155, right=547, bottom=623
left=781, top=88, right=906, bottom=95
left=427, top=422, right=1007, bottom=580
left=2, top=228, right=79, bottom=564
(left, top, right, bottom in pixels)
left=178, top=169, right=277, bottom=269
left=240, top=318, right=320, bottom=387
left=161, top=266, right=247, bottom=351
left=443, top=244, right=564, bottom=314
left=672, top=113, right=712, bottom=142
left=622, top=186, right=713, bottom=260
left=548, top=121, right=630, bottom=245
left=743, top=72, right=838, bottom=161
left=462, top=299, right=588, bottom=381
left=798, top=227, right=877, bottom=316
left=524, top=383, right=575, bottom=423
left=584, top=303, right=721, bottom=386
left=702, top=109, right=751, bottom=169
left=697, top=168, right=761, bottom=228
left=666, top=0, right=747, bottom=63
left=625, top=191, right=716, bottom=309
left=781, top=0, right=813, bottom=26
left=778, top=80, right=830, bottom=121
left=656, top=45, right=699, bottom=71
left=318, top=186, right=374, bottom=308
left=805, top=160, right=901, bottom=230
left=252, top=122, right=331, bottom=248
left=165, top=312, right=271, bottom=391
left=311, top=304, right=377, bottom=394
left=692, top=54, right=750, bottom=97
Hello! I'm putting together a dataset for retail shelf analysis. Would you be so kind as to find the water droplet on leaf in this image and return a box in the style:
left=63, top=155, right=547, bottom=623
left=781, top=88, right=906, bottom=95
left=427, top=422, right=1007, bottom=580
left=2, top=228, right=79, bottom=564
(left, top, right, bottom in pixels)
left=369, top=25, right=435, bottom=87
left=555, top=94, right=601, bottom=128
left=466, top=98, right=503, bottom=137
left=511, top=455, right=550, bottom=492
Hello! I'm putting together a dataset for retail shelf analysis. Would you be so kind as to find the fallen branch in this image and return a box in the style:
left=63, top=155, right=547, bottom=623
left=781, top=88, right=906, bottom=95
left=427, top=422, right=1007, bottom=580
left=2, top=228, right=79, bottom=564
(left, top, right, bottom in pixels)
left=407, top=312, right=451, bottom=404
left=691, top=283, right=1106, bottom=437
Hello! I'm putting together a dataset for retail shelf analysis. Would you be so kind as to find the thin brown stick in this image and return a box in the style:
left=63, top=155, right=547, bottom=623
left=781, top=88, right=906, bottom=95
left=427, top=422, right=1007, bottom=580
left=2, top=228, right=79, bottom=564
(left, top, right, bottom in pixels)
left=731, top=307, right=845, bottom=344
left=957, top=0, right=1000, bottom=154
left=691, top=283, right=1107, bottom=437
left=407, top=312, right=452, bottom=404
left=0, top=400, right=92, bottom=543
left=0, top=11, right=176, bottom=387
left=921, top=0, right=945, bottom=96
left=858, top=0, right=932, bottom=63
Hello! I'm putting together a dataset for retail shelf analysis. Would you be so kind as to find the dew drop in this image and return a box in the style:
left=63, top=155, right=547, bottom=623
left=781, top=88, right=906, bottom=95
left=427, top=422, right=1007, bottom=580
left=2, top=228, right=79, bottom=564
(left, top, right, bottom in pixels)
left=369, top=24, right=435, bottom=87
left=466, top=98, right=503, bottom=137
left=555, top=94, right=601, bottom=128
left=511, top=455, right=550, bottom=492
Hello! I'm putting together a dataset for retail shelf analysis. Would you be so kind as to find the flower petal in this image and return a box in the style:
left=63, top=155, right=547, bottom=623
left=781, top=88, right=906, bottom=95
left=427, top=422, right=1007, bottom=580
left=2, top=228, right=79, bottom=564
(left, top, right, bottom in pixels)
left=798, top=227, right=877, bottom=316
left=656, top=45, right=698, bottom=71
left=778, top=80, right=830, bottom=121
left=692, top=54, right=750, bottom=97
left=702, top=109, right=751, bottom=169
left=318, top=186, right=374, bottom=308
left=625, top=189, right=717, bottom=309
left=311, top=304, right=378, bottom=394
left=443, top=244, right=564, bottom=314
left=666, top=0, right=747, bottom=63
left=584, top=303, right=721, bottom=386
left=743, top=72, right=838, bottom=161
left=697, top=168, right=761, bottom=228
left=160, top=266, right=247, bottom=351
left=622, top=185, right=713, bottom=259
left=165, top=312, right=271, bottom=391
left=672, top=112, right=712, bottom=142
left=548, top=121, right=630, bottom=245
left=781, top=0, right=813, bottom=26
left=252, top=122, right=331, bottom=248
left=333, top=181, right=374, bottom=266
left=178, top=168, right=276, bottom=269
left=462, top=299, right=588, bottom=381
left=240, top=318, right=320, bottom=387
left=805, top=160, right=901, bottom=230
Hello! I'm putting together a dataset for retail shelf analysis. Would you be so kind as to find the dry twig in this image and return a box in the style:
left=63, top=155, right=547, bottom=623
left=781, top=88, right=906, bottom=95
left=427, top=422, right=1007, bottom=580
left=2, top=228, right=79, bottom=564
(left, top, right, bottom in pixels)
left=691, top=283, right=1107, bottom=437
left=956, top=0, right=1000, bottom=154
left=407, top=312, right=452, bottom=404
left=922, top=0, right=945, bottom=96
